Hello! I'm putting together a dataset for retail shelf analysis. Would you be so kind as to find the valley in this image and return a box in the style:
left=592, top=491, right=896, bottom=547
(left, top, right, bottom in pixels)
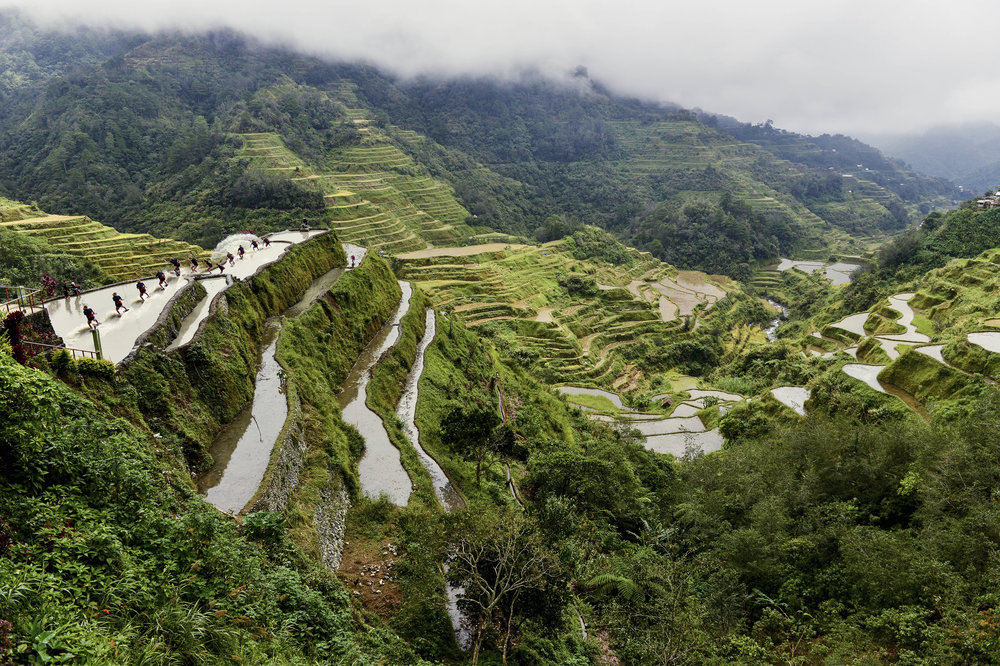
left=4, top=15, right=1000, bottom=666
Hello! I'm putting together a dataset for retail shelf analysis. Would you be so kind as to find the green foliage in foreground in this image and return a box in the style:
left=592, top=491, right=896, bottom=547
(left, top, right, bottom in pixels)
left=0, top=349, right=431, bottom=665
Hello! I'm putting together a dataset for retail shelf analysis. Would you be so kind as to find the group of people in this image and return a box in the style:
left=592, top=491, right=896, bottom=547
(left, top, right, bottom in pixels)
left=60, top=280, right=83, bottom=299
left=180, top=237, right=270, bottom=276
left=84, top=277, right=161, bottom=329
left=82, top=237, right=276, bottom=329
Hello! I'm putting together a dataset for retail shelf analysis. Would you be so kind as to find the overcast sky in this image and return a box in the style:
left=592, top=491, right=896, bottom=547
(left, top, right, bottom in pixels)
left=4, top=0, right=996, bottom=137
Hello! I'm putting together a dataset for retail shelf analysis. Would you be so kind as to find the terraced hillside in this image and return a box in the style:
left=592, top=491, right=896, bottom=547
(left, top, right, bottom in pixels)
left=753, top=249, right=1000, bottom=420
left=608, top=119, right=879, bottom=252
left=397, top=240, right=762, bottom=390
left=235, top=98, right=484, bottom=254
left=0, top=201, right=209, bottom=282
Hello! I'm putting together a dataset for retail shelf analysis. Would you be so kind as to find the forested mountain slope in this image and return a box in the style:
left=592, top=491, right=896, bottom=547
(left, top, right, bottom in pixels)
left=0, top=11, right=958, bottom=278
left=9, top=15, right=1000, bottom=665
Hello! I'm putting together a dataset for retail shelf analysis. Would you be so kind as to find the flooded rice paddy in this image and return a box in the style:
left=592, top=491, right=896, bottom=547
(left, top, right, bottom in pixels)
left=556, top=386, right=626, bottom=409
left=44, top=229, right=329, bottom=363
left=45, top=274, right=186, bottom=364
left=398, top=310, right=464, bottom=511
left=842, top=364, right=887, bottom=393
left=200, top=324, right=286, bottom=513
left=774, top=258, right=861, bottom=286
left=340, top=281, right=414, bottom=505
left=771, top=386, right=810, bottom=416
left=167, top=277, right=230, bottom=351
left=968, top=331, right=1000, bottom=353
left=561, top=384, right=743, bottom=458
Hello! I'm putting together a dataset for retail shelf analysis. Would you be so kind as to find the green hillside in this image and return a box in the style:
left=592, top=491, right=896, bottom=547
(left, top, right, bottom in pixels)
left=10, top=13, right=1000, bottom=666
left=0, top=20, right=959, bottom=277
left=1, top=199, right=209, bottom=282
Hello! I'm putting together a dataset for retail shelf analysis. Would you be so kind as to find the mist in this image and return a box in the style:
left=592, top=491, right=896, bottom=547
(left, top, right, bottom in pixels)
left=2, top=0, right=997, bottom=136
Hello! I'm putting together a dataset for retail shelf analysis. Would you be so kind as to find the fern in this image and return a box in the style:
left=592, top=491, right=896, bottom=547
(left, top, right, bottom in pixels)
left=584, top=573, right=639, bottom=602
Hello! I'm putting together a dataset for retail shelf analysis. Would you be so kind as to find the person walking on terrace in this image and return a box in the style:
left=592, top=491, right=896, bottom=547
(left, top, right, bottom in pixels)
left=136, top=280, right=148, bottom=302
left=156, top=271, right=167, bottom=289
left=204, top=259, right=215, bottom=273
left=227, top=251, right=235, bottom=267
left=61, top=281, right=70, bottom=300
left=262, top=235, right=271, bottom=248
left=83, top=304, right=98, bottom=329
left=189, top=255, right=199, bottom=272
left=251, top=238, right=259, bottom=251
left=169, top=257, right=181, bottom=276
left=112, top=292, right=129, bottom=315
left=70, top=280, right=82, bottom=297
left=237, top=245, right=246, bottom=260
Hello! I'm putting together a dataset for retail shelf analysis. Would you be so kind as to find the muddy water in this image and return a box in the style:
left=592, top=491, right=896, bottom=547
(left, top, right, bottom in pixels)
left=968, top=331, right=1000, bottom=353
left=556, top=386, right=625, bottom=409
left=776, top=258, right=825, bottom=273
left=398, top=310, right=464, bottom=511
left=882, top=293, right=928, bottom=342
left=671, top=403, right=702, bottom=418
left=167, top=277, right=230, bottom=350
left=644, top=429, right=724, bottom=457
left=842, top=364, right=887, bottom=393
left=44, top=229, right=327, bottom=363
left=631, top=416, right=705, bottom=436
left=676, top=271, right=726, bottom=300
left=688, top=388, right=744, bottom=402
left=200, top=323, right=286, bottom=514
left=45, top=274, right=187, bottom=364
left=771, top=386, right=810, bottom=416
left=826, top=262, right=861, bottom=286
left=831, top=312, right=870, bottom=337
left=916, top=345, right=946, bottom=363
left=658, top=296, right=679, bottom=322
left=340, top=281, right=414, bottom=505
left=283, top=244, right=367, bottom=319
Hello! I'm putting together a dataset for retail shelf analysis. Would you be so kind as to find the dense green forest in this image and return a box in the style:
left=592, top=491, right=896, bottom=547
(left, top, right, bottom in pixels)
left=0, top=12, right=959, bottom=276
left=9, top=10, right=1000, bottom=666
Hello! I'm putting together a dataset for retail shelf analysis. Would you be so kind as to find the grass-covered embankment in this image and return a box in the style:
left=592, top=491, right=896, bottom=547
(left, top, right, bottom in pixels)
left=107, top=232, right=345, bottom=471
left=0, top=338, right=434, bottom=665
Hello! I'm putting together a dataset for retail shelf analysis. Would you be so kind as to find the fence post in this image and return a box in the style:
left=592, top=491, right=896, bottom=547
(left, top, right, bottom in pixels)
left=91, top=328, right=103, bottom=360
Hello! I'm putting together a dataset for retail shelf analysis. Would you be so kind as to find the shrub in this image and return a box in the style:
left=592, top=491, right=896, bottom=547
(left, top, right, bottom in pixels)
left=51, top=348, right=76, bottom=376
left=76, top=358, right=115, bottom=380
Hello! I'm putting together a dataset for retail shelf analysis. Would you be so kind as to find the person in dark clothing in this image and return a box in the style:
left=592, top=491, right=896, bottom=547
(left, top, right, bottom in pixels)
left=70, top=281, right=82, bottom=296
left=251, top=239, right=259, bottom=251
left=237, top=245, right=246, bottom=260
left=217, top=261, right=226, bottom=273
left=204, top=259, right=214, bottom=272
left=350, top=254, right=356, bottom=268
left=112, top=292, right=129, bottom=315
left=262, top=236, right=271, bottom=247
left=136, top=280, right=148, bottom=301
left=61, top=282, right=70, bottom=300
left=156, top=271, right=167, bottom=288
left=227, top=252, right=235, bottom=266
left=190, top=256, right=199, bottom=271
left=169, top=258, right=181, bottom=276
left=83, top=304, right=99, bottom=329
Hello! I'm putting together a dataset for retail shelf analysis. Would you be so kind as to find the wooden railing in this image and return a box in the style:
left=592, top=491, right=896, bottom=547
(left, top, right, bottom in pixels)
left=20, top=341, right=100, bottom=360
left=1, top=286, right=44, bottom=315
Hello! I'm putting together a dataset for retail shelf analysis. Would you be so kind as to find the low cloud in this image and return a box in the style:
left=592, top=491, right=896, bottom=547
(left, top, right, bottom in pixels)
left=3, top=0, right=996, bottom=136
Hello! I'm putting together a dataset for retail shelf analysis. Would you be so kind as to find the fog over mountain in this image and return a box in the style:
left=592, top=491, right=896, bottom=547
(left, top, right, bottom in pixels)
left=1, top=0, right=997, bottom=136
